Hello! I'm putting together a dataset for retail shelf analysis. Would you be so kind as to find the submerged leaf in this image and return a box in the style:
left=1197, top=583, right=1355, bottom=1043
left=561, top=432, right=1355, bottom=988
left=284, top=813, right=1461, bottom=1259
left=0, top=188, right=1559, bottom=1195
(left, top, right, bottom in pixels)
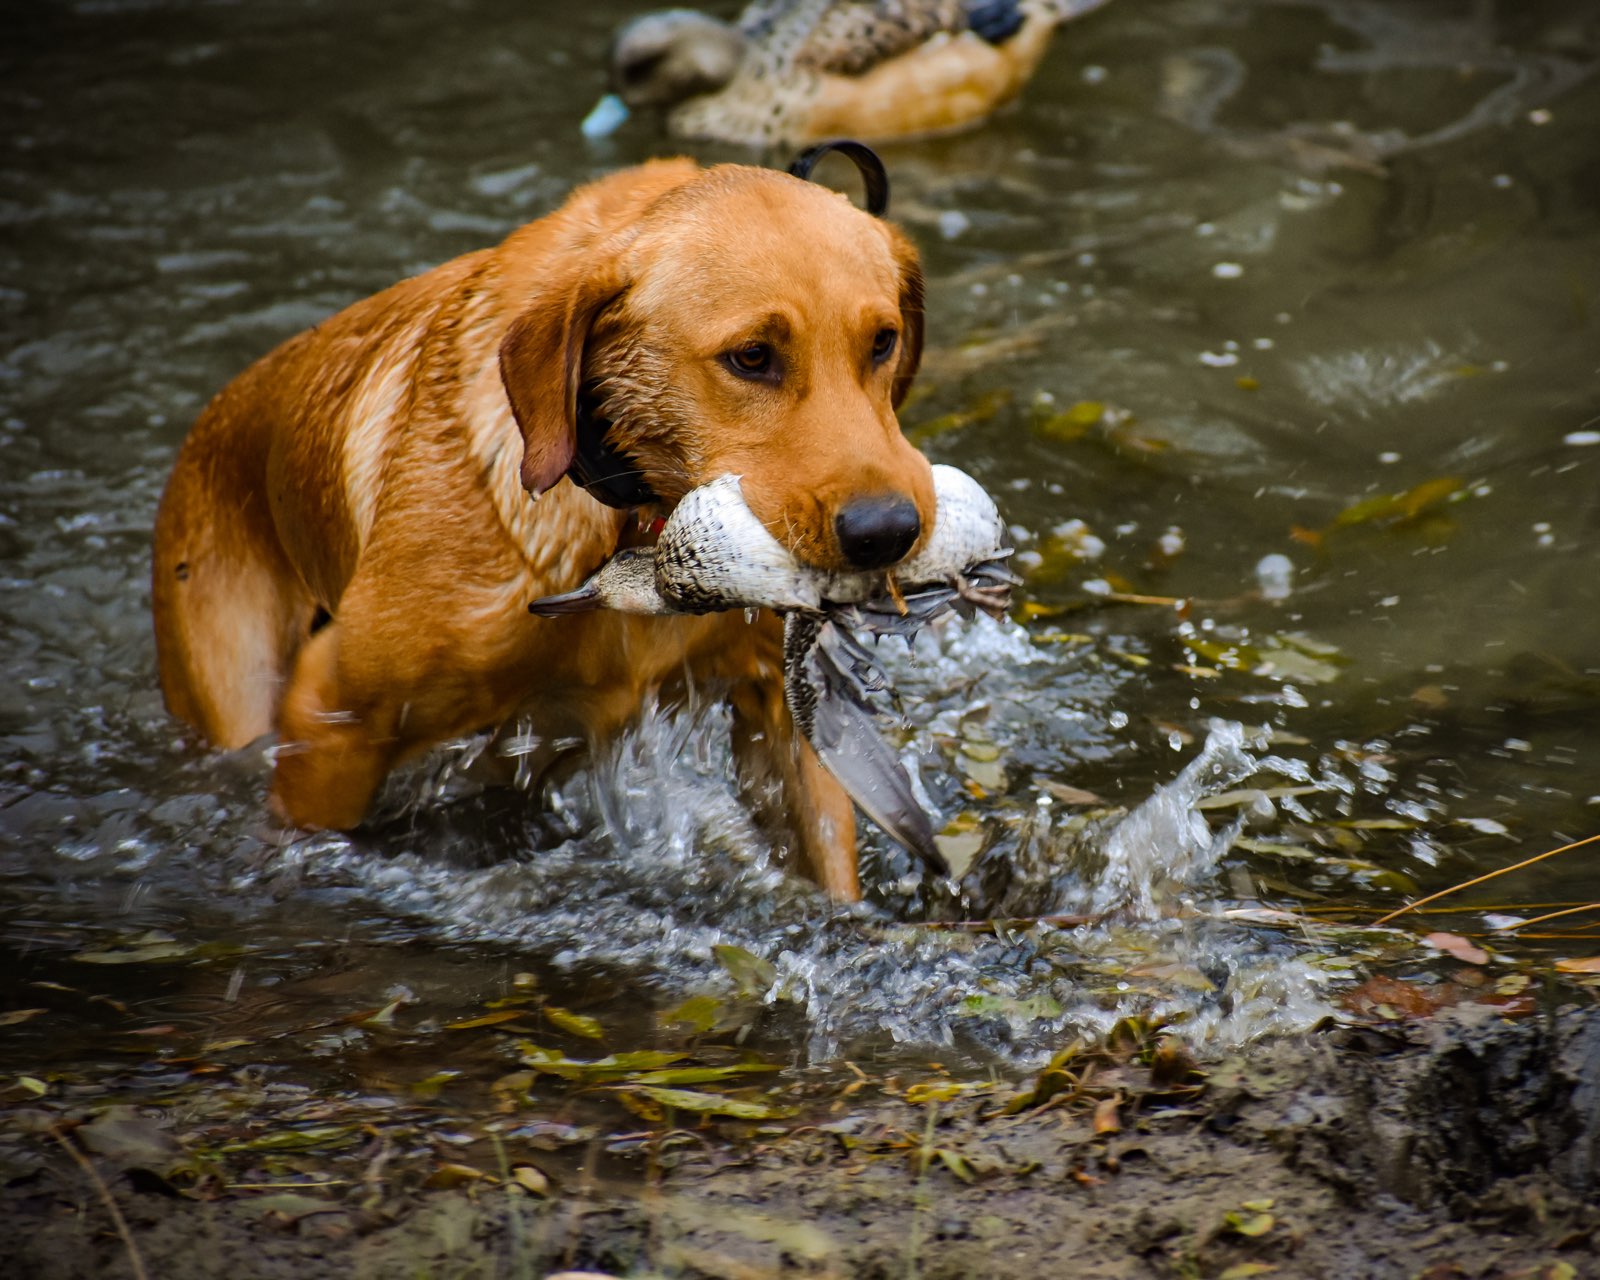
left=77, top=1108, right=184, bottom=1168
left=509, top=1164, right=550, bottom=1196
left=658, top=994, right=722, bottom=1034
left=219, top=1124, right=362, bottom=1154
left=1224, top=1210, right=1276, bottom=1237
left=241, top=1192, right=345, bottom=1221
left=1421, top=932, right=1490, bottom=965
left=714, top=945, right=777, bottom=996
left=620, top=1086, right=795, bottom=1120
left=959, top=993, right=1063, bottom=1021
left=935, top=1148, right=977, bottom=1183
left=543, top=1006, right=605, bottom=1041
left=423, top=1162, right=491, bottom=1190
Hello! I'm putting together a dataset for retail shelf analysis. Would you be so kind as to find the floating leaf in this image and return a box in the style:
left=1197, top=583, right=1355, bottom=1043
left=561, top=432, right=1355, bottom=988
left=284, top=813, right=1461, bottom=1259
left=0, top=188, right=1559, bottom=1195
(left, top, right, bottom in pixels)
left=1422, top=932, right=1489, bottom=966
left=628, top=1064, right=780, bottom=1087
left=445, top=1010, right=531, bottom=1031
left=1234, top=837, right=1319, bottom=860
left=714, top=945, right=776, bottom=996
left=516, top=1044, right=686, bottom=1082
left=1554, top=957, right=1600, bottom=975
left=1199, top=786, right=1322, bottom=811
left=359, top=999, right=404, bottom=1027
left=616, top=1091, right=665, bottom=1122
left=13, top=1077, right=48, bottom=1098
left=659, top=994, right=722, bottom=1034
left=543, top=1006, right=604, bottom=1041
left=74, top=941, right=194, bottom=965
left=960, top=993, right=1063, bottom=1021
left=1040, top=781, right=1103, bottom=806
left=1332, top=475, right=1465, bottom=529
left=620, top=1086, right=795, bottom=1121
left=1179, top=636, right=1257, bottom=671
left=908, top=387, right=1012, bottom=442
left=219, top=1124, right=361, bottom=1154
left=935, top=828, right=985, bottom=879
left=411, top=1071, right=461, bottom=1100
left=1033, top=400, right=1104, bottom=442
left=0, top=1009, right=48, bottom=1027
left=904, top=1080, right=992, bottom=1106
left=1333, top=817, right=1418, bottom=831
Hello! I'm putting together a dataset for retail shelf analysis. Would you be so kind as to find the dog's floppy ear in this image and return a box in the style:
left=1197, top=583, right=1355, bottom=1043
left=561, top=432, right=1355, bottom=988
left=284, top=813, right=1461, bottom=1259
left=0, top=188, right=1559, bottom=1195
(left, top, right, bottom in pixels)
left=499, top=270, right=626, bottom=495
left=887, top=226, right=924, bottom=410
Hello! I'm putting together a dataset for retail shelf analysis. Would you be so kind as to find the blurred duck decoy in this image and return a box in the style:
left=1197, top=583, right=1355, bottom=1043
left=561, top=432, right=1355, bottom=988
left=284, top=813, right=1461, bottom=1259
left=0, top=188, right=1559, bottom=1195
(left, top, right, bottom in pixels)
left=582, top=0, right=1115, bottom=146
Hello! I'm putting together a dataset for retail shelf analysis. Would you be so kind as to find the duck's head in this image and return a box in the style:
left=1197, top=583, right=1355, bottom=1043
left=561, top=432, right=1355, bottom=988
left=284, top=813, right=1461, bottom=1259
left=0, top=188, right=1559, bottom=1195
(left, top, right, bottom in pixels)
left=612, top=10, right=745, bottom=107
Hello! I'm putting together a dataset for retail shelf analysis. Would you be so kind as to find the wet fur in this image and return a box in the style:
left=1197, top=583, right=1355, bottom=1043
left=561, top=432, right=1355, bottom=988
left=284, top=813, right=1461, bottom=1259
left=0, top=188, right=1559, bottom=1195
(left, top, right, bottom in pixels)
left=151, top=158, right=933, bottom=900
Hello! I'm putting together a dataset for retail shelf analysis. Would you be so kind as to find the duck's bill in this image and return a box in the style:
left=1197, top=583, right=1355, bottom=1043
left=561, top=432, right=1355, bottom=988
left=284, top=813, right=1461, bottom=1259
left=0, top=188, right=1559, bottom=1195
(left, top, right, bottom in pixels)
left=527, top=583, right=604, bottom=616
left=580, top=93, right=631, bottom=140
left=795, top=619, right=950, bottom=877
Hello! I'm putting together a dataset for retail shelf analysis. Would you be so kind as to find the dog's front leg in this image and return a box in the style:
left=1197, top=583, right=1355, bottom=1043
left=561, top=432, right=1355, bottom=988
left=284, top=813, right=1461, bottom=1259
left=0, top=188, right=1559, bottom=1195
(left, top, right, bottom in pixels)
left=268, top=621, right=406, bottom=830
left=728, top=674, right=860, bottom=901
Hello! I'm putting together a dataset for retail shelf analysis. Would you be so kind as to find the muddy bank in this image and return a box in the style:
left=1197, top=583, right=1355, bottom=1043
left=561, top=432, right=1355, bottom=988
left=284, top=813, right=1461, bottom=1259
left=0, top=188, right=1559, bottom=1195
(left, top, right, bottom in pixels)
left=5, top=1007, right=1596, bottom=1280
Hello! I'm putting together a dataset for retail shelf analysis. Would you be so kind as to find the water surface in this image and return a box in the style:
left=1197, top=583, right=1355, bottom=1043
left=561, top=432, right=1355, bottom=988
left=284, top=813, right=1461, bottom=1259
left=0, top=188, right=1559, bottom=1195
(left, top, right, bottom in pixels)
left=3, top=0, right=1598, bottom=1096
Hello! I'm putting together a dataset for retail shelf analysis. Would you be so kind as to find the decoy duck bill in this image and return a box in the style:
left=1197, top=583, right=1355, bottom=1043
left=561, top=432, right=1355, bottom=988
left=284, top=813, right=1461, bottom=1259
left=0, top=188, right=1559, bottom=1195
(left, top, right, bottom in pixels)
left=581, top=93, right=631, bottom=140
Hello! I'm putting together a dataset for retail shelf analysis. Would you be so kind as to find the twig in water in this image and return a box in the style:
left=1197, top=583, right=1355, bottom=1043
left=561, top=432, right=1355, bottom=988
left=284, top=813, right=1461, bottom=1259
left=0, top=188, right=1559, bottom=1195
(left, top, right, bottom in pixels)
left=905, top=1104, right=939, bottom=1280
left=49, top=1124, right=149, bottom=1280
left=1503, top=901, right=1600, bottom=931
left=1373, top=832, right=1600, bottom=927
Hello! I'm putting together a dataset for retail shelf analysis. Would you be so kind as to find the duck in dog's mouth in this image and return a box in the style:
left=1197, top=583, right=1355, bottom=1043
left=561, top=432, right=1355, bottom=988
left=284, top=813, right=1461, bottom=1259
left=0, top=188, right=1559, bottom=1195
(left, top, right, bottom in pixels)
left=529, top=464, right=1016, bottom=874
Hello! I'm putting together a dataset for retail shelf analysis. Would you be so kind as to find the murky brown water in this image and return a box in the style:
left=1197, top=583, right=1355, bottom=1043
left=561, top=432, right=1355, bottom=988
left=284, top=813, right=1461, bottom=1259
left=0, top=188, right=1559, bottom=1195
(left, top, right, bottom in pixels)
left=3, top=0, right=1598, bottom=1100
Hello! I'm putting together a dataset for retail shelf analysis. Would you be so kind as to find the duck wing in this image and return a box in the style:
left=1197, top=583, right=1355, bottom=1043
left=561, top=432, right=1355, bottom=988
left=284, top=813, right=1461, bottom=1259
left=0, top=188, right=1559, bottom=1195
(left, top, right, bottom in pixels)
left=741, top=0, right=987, bottom=76
left=784, top=613, right=949, bottom=876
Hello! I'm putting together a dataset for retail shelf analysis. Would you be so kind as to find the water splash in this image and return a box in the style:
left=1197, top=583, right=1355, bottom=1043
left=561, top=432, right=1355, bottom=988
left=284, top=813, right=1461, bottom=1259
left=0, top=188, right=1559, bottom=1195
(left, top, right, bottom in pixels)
left=234, top=621, right=1335, bottom=1066
left=1091, top=719, right=1264, bottom=917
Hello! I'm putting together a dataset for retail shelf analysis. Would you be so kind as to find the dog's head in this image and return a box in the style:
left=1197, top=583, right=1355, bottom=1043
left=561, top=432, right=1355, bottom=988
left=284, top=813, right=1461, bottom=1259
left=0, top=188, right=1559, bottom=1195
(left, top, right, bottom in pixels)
left=499, top=153, right=933, bottom=574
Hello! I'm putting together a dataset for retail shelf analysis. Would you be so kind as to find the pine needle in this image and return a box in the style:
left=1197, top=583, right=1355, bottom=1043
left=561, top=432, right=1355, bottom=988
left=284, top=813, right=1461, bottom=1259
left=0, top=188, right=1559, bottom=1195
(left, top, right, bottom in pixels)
left=1373, top=832, right=1600, bottom=927
left=50, top=1124, right=149, bottom=1280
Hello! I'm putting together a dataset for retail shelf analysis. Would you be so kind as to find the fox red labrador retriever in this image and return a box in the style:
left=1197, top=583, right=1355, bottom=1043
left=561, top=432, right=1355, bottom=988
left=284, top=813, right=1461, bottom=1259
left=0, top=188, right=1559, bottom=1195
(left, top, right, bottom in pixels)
left=152, top=155, right=933, bottom=900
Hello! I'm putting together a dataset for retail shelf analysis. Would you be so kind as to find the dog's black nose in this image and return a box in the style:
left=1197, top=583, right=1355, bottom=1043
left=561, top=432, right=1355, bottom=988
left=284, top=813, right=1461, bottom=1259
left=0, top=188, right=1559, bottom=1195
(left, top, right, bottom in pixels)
left=835, top=496, right=921, bottom=570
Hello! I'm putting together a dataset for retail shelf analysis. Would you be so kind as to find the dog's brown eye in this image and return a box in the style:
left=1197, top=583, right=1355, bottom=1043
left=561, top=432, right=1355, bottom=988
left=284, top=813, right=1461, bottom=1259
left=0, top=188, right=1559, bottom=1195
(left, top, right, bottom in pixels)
left=723, top=342, right=775, bottom=380
left=871, top=328, right=897, bottom=362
